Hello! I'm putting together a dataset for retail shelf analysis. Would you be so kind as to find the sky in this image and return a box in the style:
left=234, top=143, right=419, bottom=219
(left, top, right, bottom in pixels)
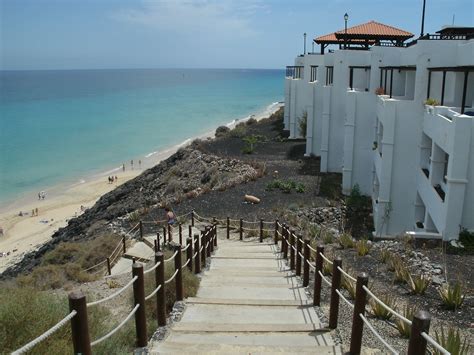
left=0, top=0, right=472, bottom=70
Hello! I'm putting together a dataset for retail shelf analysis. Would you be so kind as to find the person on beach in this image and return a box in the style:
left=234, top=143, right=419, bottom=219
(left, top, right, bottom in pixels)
left=114, top=175, right=118, bottom=182
left=131, top=160, right=134, bottom=170
left=38, top=192, right=41, bottom=200
left=35, top=208, right=38, bottom=216
left=122, top=163, right=125, bottom=172
left=139, top=160, right=141, bottom=168
left=165, top=207, right=176, bottom=241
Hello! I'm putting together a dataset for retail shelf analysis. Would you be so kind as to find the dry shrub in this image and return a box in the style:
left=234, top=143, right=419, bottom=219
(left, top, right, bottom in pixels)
left=0, top=285, right=135, bottom=354
left=19, top=235, right=121, bottom=289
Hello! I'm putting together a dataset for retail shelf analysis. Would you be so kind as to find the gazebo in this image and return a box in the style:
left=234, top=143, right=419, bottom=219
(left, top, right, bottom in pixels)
left=314, top=20, right=414, bottom=54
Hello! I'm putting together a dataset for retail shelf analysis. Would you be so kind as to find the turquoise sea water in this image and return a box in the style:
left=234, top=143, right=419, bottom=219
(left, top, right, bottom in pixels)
left=0, top=69, right=284, bottom=204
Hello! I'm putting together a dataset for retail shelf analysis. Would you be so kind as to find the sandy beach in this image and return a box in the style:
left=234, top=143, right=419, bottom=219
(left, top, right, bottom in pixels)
left=0, top=102, right=283, bottom=273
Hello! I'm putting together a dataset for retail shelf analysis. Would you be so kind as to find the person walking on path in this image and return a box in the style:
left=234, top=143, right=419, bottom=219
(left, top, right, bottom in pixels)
left=165, top=207, right=176, bottom=242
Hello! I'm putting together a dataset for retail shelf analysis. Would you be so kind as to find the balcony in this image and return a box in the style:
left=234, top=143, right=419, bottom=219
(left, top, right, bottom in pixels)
left=417, top=168, right=446, bottom=230
left=423, top=106, right=465, bottom=153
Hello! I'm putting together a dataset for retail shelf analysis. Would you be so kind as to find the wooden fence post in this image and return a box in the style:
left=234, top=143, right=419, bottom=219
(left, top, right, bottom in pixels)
left=239, top=218, right=243, bottom=240
left=207, top=228, right=212, bottom=257
left=227, top=217, right=230, bottom=239
left=186, top=237, right=193, bottom=272
left=188, top=225, right=192, bottom=239
left=313, top=246, right=324, bottom=306
left=69, top=291, right=92, bottom=355
left=213, top=223, right=217, bottom=247
left=155, top=252, right=166, bottom=326
left=296, top=235, right=302, bottom=276
left=122, top=237, right=127, bottom=253
left=132, top=263, right=147, bottom=347
left=106, top=257, right=112, bottom=276
left=162, top=226, right=167, bottom=245
left=329, top=258, right=342, bottom=329
left=274, top=220, right=279, bottom=245
left=179, top=224, right=183, bottom=245
left=156, top=233, right=161, bottom=252
left=168, top=224, right=172, bottom=243
left=208, top=227, right=214, bottom=254
left=139, top=221, right=143, bottom=240
left=303, top=239, right=310, bottom=287
left=407, top=311, right=431, bottom=355
left=289, top=231, right=295, bottom=271
left=194, top=234, right=201, bottom=274
left=174, top=245, right=184, bottom=301
left=349, top=273, right=369, bottom=355
left=282, top=225, right=288, bottom=259
left=191, top=210, right=195, bottom=226
left=260, top=219, right=264, bottom=243
left=201, top=231, right=207, bottom=265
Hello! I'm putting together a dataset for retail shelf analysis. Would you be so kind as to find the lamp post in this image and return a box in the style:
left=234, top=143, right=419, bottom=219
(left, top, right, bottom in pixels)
left=344, top=13, right=349, bottom=49
left=312, top=41, right=314, bottom=53
left=303, top=32, right=307, bottom=55
left=420, top=0, right=426, bottom=37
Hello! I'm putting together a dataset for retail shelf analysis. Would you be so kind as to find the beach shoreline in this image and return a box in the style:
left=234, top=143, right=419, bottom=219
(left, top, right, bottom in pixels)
left=0, top=101, right=283, bottom=272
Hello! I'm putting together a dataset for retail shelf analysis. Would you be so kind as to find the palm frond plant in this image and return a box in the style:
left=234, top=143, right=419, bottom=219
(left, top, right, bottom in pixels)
left=395, top=304, right=418, bottom=338
left=438, top=281, right=465, bottom=310
left=434, top=326, right=470, bottom=355
left=407, top=273, right=431, bottom=295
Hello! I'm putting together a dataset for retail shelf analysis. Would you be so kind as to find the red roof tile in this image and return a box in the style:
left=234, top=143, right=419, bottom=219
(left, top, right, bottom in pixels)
left=315, top=20, right=413, bottom=43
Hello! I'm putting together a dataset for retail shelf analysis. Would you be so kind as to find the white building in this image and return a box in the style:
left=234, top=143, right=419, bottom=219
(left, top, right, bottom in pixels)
left=284, top=23, right=474, bottom=240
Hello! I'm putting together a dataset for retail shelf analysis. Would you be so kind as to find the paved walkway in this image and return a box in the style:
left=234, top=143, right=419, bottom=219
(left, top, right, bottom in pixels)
left=150, top=226, right=341, bottom=354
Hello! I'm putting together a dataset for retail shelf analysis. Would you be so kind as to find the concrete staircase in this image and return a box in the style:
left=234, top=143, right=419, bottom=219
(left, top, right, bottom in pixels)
left=150, top=228, right=341, bottom=354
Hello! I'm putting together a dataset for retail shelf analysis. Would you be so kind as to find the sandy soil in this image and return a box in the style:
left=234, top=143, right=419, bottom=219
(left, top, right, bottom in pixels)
left=0, top=171, right=140, bottom=273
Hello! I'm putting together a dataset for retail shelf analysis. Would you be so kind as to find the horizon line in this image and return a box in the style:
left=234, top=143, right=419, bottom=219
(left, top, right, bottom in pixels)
left=0, top=67, right=285, bottom=72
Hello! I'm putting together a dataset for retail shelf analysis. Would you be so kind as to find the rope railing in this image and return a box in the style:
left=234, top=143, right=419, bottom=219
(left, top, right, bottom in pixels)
left=318, top=270, right=332, bottom=287
left=87, top=276, right=138, bottom=307
left=90, top=304, right=139, bottom=347
left=338, top=266, right=357, bottom=283
left=362, top=285, right=412, bottom=325
left=145, top=285, right=162, bottom=301
left=181, top=244, right=190, bottom=251
left=359, top=314, right=399, bottom=355
left=335, top=289, right=354, bottom=310
left=144, top=261, right=161, bottom=275
left=422, top=332, right=451, bottom=355
left=164, top=269, right=179, bottom=285
left=306, top=258, right=316, bottom=270
left=319, top=252, right=333, bottom=265
left=12, top=310, right=77, bottom=355
left=181, top=258, right=191, bottom=269
left=164, top=250, right=178, bottom=263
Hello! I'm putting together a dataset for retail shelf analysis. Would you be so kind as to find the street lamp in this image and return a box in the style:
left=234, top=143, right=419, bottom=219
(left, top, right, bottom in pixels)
left=344, top=13, right=349, bottom=49
left=304, top=33, right=307, bottom=55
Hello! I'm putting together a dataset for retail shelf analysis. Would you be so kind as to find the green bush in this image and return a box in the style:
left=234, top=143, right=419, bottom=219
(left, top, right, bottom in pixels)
left=298, top=111, right=307, bottom=138
left=369, top=293, right=398, bottom=320
left=229, top=123, right=247, bottom=138
left=339, top=233, right=355, bottom=249
left=356, top=239, right=371, bottom=256
left=439, top=281, right=465, bottom=310
left=395, top=304, right=417, bottom=338
left=407, top=273, right=431, bottom=295
left=265, top=179, right=305, bottom=194
left=434, top=326, right=470, bottom=355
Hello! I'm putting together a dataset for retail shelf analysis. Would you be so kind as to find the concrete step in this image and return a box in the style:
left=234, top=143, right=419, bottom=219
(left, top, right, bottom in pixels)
left=151, top=341, right=342, bottom=354
left=179, top=304, right=321, bottom=326
left=159, top=331, right=335, bottom=348
left=186, top=297, right=311, bottom=307
left=172, top=323, right=327, bottom=332
left=196, top=285, right=306, bottom=300
left=201, top=274, right=295, bottom=285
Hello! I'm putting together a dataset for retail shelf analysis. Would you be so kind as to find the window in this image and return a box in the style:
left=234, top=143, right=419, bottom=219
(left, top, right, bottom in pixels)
left=325, top=66, right=334, bottom=86
left=310, top=66, right=318, bottom=82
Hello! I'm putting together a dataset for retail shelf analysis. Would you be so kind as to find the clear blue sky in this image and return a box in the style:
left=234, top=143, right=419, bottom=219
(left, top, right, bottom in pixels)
left=0, top=0, right=472, bottom=70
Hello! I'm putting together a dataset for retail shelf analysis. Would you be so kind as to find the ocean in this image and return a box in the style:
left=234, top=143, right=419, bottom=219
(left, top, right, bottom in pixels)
left=0, top=68, right=284, bottom=205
